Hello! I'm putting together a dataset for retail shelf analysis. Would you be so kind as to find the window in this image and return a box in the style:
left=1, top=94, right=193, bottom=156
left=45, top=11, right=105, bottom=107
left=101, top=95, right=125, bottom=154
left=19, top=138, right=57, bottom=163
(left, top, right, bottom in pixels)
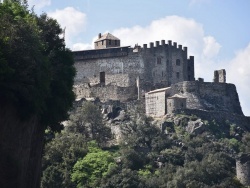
left=109, top=40, right=111, bottom=45
left=157, top=57, right=161, bottom=64
left=176, top=59, right=181, bottom=66
left=176, top=72, right=180, bottom=79
left=102, top=40, right=104, bottom=45
left=96, top=42, right=98, bottom=46
left=100, top=72, right=105, bottom=84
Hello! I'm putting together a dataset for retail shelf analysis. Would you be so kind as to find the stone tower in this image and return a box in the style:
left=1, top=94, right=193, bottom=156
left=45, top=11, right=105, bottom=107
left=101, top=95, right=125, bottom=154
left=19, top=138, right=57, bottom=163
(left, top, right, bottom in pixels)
left=236, top=153, right=250, bottom=186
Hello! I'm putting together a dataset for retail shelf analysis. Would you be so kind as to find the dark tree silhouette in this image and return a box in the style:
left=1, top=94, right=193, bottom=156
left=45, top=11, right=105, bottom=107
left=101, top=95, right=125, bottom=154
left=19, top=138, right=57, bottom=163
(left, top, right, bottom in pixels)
left=0, top=1, right=75, bottom=187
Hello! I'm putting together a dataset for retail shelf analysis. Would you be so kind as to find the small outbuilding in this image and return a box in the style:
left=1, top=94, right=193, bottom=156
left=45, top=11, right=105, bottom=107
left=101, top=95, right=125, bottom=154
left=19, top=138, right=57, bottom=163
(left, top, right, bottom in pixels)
left=145, top=87, right=171, bottom=117
left=167, top=94, right=187, bottom=114
left=145, top=89, right=187, bottom=117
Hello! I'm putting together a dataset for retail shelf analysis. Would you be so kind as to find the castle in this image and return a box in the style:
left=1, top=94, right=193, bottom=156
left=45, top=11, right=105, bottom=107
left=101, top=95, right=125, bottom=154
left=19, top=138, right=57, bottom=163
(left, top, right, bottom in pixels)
left=73, top=33, right=194, bottom=101
left=73, top=33, right=243, bottom=116
left=72, top=33, right=250, bottom=186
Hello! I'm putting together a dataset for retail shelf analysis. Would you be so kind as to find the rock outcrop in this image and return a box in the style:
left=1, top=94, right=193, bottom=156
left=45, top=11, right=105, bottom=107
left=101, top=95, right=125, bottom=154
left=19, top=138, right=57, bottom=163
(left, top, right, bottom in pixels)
left=186, top=119, right=206, bottom=135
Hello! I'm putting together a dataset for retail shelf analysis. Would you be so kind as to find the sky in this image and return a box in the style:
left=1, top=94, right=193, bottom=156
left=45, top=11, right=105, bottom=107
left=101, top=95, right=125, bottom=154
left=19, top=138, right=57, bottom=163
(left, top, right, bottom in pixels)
left=27, top=0, right=250, bottom=116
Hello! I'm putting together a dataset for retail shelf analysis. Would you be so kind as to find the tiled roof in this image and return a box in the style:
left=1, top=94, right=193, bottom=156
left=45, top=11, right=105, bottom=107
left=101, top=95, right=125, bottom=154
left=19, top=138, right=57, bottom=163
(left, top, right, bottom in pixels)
left=95, top=33, right=120, bottom=42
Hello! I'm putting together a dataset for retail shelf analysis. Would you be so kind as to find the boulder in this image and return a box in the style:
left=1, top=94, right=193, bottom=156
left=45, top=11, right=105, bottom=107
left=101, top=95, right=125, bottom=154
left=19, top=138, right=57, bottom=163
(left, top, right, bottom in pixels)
left=114, top=110, right=127, bottom=121
left=186, top=119, right=206, bottom=135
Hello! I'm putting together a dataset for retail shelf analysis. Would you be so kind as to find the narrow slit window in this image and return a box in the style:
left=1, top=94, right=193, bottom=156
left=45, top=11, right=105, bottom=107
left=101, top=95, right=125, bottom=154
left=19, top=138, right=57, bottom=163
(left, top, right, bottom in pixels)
left=176, top=59, right=181, bottom=66
left=176, top=72, right=180, bottom=79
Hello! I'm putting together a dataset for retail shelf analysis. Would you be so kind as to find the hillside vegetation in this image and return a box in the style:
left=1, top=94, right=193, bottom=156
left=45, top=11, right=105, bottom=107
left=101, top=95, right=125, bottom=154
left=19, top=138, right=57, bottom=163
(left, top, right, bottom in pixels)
left=42, top=100, right=249, bottom=188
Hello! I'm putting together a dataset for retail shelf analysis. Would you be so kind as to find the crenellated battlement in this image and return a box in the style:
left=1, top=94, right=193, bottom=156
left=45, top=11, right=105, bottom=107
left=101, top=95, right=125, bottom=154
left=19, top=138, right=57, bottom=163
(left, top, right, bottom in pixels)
left=74, top=38, right=190, bottom=62
left=141, top=39, right=188, bottom=52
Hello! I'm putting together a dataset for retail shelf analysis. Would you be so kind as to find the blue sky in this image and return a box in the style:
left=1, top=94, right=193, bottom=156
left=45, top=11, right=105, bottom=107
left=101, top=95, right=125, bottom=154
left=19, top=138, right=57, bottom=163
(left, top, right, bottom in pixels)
left=28, top=0, right=250, bottom=116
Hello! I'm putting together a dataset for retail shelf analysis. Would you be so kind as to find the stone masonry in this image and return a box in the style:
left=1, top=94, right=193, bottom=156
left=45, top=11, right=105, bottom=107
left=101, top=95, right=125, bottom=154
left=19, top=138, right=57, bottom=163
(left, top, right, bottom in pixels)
left=73, top=33, right=195, bottom=101
left=214, top=69, right=226, bottom=83
left=145, top=80, right=243, bottom=117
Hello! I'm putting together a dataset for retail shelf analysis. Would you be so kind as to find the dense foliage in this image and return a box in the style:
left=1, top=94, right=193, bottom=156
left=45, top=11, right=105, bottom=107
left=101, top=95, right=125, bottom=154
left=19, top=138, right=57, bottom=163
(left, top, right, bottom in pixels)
left=0, top=0, right=75, bottom=130
left=42, top=101, right=247, bottom=187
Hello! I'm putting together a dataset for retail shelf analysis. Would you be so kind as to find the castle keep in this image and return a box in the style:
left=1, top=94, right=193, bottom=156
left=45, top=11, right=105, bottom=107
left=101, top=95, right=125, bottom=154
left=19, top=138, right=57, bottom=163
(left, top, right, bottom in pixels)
left=73, top=33, right=195, bottom=100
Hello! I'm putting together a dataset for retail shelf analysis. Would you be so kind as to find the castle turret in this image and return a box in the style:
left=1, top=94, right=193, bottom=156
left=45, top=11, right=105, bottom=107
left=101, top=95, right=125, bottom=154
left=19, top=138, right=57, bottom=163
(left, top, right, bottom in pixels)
left=94, top=33, right=120, bottom=49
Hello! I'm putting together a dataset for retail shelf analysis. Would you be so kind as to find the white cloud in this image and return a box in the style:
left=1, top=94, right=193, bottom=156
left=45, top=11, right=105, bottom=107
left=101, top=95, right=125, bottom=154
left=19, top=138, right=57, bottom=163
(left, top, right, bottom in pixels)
left=203, top=36, right=221, bottom=58
left=28, top=0, right=51, bottom=9
left=228, top=43, right=250, bottom=116
left=48, top=7, right=87, bottom=47
left=72, top=43, right=92, bottom=51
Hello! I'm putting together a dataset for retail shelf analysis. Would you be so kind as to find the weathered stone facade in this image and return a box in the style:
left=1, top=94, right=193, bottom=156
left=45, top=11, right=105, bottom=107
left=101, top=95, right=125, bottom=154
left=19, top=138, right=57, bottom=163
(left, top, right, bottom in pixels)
left=73, top=35, right=195, bottom=101
left=145, top=80, right=243, bottom=117
left=73, top=33, right=243, bottom=118
left=167, top=94, right=187, bottom=114
left=145, top=87, right=171, bottom=117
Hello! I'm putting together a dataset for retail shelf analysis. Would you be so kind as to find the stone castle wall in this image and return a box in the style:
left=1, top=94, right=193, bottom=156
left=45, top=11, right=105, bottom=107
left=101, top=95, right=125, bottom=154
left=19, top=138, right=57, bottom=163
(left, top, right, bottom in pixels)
left=73, top=40, right=195, bottom=94
left=74, top=84, right=137, bottom=102
left=170, top=81, right=243, bottom=115
left=74, top=49, right=143, bottom=87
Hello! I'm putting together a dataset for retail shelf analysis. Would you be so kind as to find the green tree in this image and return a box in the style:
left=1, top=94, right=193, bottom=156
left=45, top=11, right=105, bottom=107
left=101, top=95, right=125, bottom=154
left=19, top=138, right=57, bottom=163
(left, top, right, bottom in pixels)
left=41, top=132, right=87, bottom=188
left=71, top=142, right=115, bottom=188
left=101, top=168, right=145, bottom=188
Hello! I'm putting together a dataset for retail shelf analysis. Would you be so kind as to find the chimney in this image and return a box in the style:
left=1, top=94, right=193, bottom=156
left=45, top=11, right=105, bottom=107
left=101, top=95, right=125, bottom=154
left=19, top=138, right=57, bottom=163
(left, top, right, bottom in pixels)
left=98, top=33, right=101, bottom=39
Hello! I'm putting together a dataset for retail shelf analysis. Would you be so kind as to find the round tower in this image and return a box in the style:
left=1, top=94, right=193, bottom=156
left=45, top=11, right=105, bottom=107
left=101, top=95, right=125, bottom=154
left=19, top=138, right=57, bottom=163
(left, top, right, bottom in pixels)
left=236, top=153, right=250, bottom=186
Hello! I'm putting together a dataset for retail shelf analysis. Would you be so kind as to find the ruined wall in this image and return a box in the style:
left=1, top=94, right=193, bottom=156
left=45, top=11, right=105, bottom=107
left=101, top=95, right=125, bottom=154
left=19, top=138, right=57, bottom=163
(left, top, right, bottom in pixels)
left=170, top=81, right=243, bottom=115
left=74, top=84, right=137, bottom=102
left=214, top=69, right=226, bottom=83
